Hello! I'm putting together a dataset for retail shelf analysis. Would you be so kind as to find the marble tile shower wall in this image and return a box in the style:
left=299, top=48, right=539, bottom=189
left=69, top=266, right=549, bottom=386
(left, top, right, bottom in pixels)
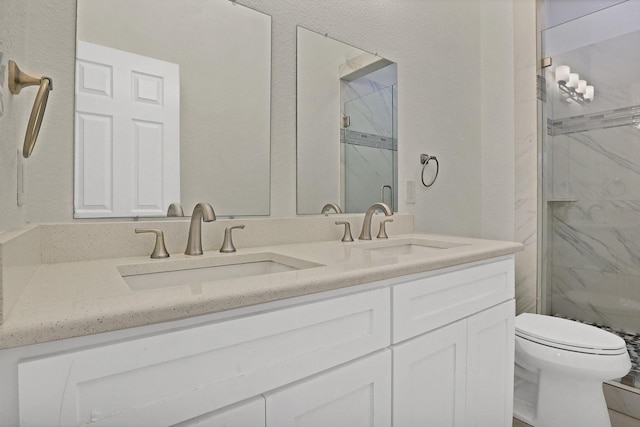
left=549, top=126, right=640, bottom=333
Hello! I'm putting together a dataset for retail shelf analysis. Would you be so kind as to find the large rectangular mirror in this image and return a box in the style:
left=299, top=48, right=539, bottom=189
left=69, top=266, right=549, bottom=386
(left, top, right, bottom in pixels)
left=297, top=26, right=397, bottom=215
left=74, top=0, right=271, bottom=218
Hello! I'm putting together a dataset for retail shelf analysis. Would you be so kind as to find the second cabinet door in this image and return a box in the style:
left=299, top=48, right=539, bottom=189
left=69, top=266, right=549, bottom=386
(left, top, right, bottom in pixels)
left=393, top=319, right=468, bottom=427
left=393, top=300, right=515, bottom=427
left=265, top=350, right=392, bottom=427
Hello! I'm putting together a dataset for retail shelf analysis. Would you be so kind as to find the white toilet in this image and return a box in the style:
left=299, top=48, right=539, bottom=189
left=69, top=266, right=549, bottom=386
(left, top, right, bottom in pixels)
left=513, top=313, right=631, bottom=427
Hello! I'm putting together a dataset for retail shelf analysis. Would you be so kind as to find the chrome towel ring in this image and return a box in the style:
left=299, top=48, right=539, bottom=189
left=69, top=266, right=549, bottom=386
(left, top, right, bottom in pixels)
left=420, top=154, right=439, bottom=187
left=8, top=60, right=53, bottom=158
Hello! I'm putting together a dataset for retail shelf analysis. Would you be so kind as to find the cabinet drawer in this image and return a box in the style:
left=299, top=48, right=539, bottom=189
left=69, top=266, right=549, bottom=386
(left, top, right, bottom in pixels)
left=392, top=258, right=513, bottom=343
left=18, top=288, right=390, bottom=426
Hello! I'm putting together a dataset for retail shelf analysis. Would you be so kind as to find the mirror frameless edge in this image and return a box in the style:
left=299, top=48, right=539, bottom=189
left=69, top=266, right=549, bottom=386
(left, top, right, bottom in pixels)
left=296, top=26, right=398, bottom=216
left=73, top=0, right=272, bottom=220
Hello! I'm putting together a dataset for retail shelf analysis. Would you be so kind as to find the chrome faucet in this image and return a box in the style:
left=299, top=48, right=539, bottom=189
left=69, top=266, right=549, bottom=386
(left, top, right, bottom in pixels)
left=321, top=203, right=342, bottom=216
left=358, top=202, right=393, bottom=240
left=167, top=202, right=185, bottom=217
left=185, top=202, right=216, bottom=255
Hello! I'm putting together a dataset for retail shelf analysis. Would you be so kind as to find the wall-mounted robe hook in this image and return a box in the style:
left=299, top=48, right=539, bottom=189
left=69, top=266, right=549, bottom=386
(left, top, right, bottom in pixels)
left=8, top=60, right=53, bottom=158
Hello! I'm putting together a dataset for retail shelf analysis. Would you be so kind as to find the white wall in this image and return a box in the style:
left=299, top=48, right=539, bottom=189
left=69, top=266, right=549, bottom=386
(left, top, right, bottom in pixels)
left=480, top=0, right=515, bottom=241
left=0, top=0, right=28, bottom=233
left=0, top=0, right=519, bottom=242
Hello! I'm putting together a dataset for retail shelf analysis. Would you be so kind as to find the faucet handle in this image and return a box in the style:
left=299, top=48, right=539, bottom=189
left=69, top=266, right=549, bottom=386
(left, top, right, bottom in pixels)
left=377, top=219, right=393, bottom=239
left=335, top=221, right=354, bottom=242
left=220, top=225, right=245, bottom=253
left=135, top=228, right=170, bottom=259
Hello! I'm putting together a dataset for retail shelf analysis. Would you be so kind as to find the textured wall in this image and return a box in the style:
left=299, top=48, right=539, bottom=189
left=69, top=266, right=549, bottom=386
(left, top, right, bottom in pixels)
left=0, top=1, right=521, bottom=245
left=0, top=1, right=29, bottom=232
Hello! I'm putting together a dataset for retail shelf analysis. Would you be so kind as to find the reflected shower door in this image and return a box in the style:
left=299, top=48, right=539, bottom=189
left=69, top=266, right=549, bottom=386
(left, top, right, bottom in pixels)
left=343, top=84, right=397, bottom=213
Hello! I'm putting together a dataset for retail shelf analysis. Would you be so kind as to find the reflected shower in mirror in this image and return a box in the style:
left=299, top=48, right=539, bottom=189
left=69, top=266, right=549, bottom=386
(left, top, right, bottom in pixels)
left=297, top=26, right=397, bottom=215
left=74, top=0, right=271, bottom=218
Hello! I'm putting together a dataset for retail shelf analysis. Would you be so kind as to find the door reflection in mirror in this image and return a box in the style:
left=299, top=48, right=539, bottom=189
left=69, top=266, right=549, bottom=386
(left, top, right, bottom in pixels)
left=74, top=0, right=271, bottom=218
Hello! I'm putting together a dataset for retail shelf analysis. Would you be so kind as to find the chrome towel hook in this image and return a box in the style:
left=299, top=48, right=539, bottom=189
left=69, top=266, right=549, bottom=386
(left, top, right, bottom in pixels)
left=8, top=60, right=53, bottom=158
left=420, top=154, right=439, bottom=187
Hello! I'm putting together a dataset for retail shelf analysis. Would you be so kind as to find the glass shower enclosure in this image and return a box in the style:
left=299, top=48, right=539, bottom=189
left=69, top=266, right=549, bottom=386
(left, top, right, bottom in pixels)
left=540, top=1, right=640, bottom=388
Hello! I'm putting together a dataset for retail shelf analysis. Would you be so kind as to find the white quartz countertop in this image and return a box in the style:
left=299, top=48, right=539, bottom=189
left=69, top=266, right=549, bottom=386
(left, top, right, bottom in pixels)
left=0, top=233, right=522, bottom=349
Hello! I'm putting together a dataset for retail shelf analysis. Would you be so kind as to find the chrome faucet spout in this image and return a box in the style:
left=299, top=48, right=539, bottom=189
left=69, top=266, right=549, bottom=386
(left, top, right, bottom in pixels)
left=358, top=202, right=393, bottom=240
left=321, top=203, right=342, bottom=216
left=185, top=202, right=216, bottom=255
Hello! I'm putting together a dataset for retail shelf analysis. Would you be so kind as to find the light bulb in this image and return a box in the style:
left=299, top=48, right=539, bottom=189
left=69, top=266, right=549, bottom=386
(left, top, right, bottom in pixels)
left=576, top=80, right=587, bottom=94
left=567, top=73, right=579, bottom=89
left=584, top=85, right=594, bottom=101
left=555, top=65, right=570, bottom=83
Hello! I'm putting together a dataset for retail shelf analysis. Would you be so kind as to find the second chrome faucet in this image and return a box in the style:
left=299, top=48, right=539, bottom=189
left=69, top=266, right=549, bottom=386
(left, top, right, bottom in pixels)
left=358, top=202, right=393, bottom=240
left=185, top=202, right=216, bottom=256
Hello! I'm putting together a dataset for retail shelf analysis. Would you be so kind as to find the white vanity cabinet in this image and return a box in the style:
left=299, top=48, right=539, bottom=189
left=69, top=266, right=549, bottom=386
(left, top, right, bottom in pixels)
left=5, top=256, right=515, bottom=427
left=392, top=258, right=515, bottom=427
left=265, top=350, right=392, bottom=427
left=15, top=288, right=391, bottom=426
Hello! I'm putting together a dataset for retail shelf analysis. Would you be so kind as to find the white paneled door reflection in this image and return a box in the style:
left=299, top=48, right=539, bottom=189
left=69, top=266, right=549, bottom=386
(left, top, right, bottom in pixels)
left=75, top=41, right=180, bottom=218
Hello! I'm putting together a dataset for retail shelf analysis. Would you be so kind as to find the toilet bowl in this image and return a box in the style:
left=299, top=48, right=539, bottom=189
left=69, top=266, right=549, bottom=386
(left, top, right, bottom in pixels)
left=513, top=314, right=631, bottom=427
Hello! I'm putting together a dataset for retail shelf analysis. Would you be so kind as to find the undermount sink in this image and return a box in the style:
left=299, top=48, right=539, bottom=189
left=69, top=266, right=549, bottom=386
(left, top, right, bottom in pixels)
left=118, top=253, right=322, bottom=292
left=362, top=238, right=468, bottom=256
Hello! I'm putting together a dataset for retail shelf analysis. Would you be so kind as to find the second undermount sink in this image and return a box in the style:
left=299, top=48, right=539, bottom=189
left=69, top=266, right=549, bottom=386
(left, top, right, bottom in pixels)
left=362, top=238, right=468, bottom=256
left=118, top=253, right=323, bottom=292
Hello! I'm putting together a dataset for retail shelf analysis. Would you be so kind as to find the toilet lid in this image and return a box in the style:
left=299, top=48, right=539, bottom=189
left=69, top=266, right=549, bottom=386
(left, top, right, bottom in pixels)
left=515, top=314, right=627, bottom=355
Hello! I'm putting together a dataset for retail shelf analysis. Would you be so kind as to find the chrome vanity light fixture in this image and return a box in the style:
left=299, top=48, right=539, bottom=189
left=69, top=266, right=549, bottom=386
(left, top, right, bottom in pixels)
left=8, top=60, right=53, bottom=158
left=555, top=65, right=594, bottom=105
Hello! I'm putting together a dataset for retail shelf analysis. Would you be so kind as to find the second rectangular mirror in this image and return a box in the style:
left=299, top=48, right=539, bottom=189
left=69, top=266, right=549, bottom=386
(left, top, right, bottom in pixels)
left=297, top=26, right=397, bottom=215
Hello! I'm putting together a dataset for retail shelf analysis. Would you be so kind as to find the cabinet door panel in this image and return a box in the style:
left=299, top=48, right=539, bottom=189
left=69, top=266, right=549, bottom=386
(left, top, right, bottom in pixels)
left=466, top=300, right=515, bottom=427
left=393, top=258, right=514, bottom=343
left=265, top=350, right=391, bottom=427
left=393, top=320, right=467, bottom=427
left=18, top=288, right=390, bottom=426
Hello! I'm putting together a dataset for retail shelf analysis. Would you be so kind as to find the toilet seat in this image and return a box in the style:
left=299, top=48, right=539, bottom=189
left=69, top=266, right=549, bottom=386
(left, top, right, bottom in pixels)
left=515, top=313, right=627, bottom=355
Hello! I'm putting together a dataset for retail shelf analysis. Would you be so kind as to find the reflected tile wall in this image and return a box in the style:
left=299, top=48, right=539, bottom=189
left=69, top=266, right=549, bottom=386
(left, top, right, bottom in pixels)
left=343, top=143, right=395, bottom=213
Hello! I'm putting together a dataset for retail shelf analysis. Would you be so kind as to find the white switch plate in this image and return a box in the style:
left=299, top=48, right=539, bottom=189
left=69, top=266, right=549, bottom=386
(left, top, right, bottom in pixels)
left=406, top=180, right=416, bottom=204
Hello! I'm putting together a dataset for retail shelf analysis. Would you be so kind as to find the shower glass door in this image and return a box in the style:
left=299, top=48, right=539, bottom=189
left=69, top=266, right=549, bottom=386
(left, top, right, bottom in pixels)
left=540, top=1, right=640, bottom=387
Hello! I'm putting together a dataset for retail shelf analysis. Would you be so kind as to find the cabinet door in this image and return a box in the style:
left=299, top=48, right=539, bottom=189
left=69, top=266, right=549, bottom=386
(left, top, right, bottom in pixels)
left=265, top=350, right=391, bottom=427
left=392, top=320, right=467, bottom=427
left=466, top=300, right=515, bottom=427
left=173, top=396, right=265, bottom=427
